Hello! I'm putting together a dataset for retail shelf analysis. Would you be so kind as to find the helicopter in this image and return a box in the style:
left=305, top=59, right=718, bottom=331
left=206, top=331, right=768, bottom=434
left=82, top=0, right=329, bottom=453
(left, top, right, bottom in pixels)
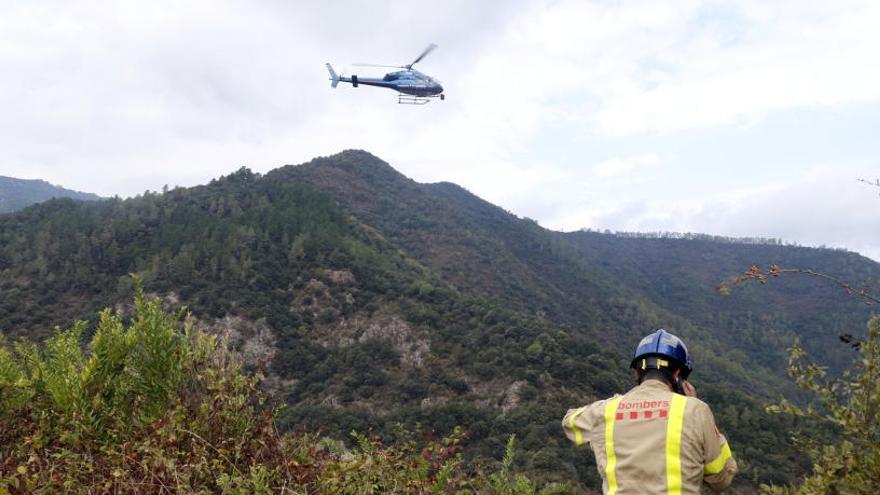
left=326, top=44, right=444, bottom=105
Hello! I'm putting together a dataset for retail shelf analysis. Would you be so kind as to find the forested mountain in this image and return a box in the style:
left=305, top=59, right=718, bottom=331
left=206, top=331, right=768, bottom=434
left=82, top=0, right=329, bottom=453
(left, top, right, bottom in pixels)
left=0, top=175, right=101, bottom=213
left=566, top=231, right=879, bottom=375
left=0, top=150, right=876, bottom=491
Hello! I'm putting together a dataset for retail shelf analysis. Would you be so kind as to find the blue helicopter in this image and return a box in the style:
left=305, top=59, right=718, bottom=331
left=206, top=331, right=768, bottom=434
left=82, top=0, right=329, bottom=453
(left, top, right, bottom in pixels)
left=326, top=44, right=444, bottom=105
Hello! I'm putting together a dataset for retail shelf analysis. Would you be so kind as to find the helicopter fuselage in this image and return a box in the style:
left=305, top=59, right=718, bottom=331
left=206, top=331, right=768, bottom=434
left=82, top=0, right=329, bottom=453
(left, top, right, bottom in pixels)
left=339, top=69, right=443, bottom=97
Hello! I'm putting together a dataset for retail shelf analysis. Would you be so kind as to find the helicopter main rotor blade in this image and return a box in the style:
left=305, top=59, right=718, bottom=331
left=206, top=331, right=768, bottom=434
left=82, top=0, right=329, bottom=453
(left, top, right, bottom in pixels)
left=409, top=43, right=437, bottom=67
left=352, top=63, right=407, bottom=68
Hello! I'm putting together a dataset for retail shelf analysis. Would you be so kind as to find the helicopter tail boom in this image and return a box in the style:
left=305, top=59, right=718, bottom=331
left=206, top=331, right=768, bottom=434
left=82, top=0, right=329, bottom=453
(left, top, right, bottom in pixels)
left=326, top=63, right=340, bottom=88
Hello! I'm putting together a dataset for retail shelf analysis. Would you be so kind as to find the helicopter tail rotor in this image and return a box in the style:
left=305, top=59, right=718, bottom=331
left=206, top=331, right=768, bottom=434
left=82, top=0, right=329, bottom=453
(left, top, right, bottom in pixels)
left=326, top=63, right=340, bottom=88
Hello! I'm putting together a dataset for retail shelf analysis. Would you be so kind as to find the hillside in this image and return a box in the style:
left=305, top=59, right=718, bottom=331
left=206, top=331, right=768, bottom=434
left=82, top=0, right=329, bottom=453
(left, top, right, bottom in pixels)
left=566, top=231, right=880, bottom=373
left=0, top=168, right=615, bottom=487
left=272, top=151, right=877, bottom=386
left=1, top=150, right=877, bottom=490
left=0, top=175, right=101, bottom=213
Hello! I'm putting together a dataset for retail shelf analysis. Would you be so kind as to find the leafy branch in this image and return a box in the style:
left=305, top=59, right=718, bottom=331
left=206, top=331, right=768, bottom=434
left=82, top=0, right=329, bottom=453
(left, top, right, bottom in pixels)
left=761, top=318, right=880, bottom=494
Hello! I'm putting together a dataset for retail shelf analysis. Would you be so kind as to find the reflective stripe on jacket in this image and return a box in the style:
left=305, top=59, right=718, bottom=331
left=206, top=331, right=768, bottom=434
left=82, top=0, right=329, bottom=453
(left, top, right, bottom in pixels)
left=562, top=379, right=737, bottom=494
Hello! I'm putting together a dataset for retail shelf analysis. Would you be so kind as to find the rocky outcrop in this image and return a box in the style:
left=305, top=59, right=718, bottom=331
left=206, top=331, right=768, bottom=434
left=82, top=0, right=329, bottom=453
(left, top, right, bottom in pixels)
left=316, top=315, right=429, bottom=368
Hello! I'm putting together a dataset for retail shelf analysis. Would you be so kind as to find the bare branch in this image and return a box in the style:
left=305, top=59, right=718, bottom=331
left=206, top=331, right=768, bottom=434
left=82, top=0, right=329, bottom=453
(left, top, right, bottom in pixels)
left=720, top=264, right=879, bottom=306
left=718, top=265, right=879, bottom=348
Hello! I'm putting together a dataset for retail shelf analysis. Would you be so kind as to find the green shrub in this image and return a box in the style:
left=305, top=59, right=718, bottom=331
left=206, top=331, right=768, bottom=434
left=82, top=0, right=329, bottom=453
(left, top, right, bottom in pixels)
left=761, top=317, right=880, bottom=494
left=0, top=284, right=567, bottom=494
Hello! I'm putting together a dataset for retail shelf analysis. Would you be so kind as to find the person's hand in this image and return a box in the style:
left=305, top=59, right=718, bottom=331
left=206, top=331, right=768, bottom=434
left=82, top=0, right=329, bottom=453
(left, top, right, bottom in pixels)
left=682, top=380, right=698, bottom=398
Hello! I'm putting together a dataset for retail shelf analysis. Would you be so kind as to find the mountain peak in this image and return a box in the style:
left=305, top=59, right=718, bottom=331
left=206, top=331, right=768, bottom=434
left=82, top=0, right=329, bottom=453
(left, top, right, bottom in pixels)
left=305, top=149, right=401, bottom=177
left=334, top=149, right=384, bottom=161
left=268, top=150, right=415, bottom=202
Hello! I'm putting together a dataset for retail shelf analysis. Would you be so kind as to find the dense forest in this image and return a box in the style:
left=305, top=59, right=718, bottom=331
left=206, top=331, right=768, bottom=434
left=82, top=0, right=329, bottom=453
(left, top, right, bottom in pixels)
left=0, top=150, right=877, bottom=492
left=0, top=175, right=101, bottom=214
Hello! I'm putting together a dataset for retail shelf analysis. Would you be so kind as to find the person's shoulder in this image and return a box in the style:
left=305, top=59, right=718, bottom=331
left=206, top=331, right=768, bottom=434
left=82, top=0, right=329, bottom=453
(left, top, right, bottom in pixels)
left=684, top=395, right=716, bottom=418
left=597, top=393, right=625, bottom=407
left=567, top=394, right=622, bottom=415
left=587, top=394, right=618, bottom=407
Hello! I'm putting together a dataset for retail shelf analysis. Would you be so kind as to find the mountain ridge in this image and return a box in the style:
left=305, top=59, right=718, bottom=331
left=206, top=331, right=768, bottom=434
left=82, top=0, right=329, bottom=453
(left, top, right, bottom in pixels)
left=0, top=175, right=101, bottom=213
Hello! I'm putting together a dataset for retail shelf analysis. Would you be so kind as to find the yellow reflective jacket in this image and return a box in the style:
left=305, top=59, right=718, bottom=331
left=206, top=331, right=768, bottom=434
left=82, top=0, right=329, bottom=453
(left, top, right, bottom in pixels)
left=562, top=379, right=737, bottom=494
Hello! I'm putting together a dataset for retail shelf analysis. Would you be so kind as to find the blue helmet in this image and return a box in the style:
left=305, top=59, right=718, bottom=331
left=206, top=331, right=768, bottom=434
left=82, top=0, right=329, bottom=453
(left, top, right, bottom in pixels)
left=631, top=329, right=694, bottom=379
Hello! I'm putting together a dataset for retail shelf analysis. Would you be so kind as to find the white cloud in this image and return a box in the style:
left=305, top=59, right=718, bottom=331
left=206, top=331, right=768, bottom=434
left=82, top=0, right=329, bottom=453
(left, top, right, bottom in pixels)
left=431, top=0, right=880, bottom=138
left=560, top=163, right=880, bottom=262
left=592, top=153, right=660, bottom=178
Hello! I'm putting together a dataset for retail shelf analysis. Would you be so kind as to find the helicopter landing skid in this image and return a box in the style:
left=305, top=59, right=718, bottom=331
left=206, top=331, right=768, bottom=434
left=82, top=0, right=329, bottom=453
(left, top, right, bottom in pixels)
left=398, top=94, right=432, bottom=105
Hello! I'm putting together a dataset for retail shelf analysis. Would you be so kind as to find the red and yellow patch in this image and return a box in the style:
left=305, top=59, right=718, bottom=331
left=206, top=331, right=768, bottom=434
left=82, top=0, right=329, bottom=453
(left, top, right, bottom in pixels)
left=615, top=400, right=671, bottom=420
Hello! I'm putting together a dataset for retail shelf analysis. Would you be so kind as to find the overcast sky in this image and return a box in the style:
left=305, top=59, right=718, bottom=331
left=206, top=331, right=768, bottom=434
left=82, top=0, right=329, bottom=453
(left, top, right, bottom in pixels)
left=2, top=1, right=879, bottom=260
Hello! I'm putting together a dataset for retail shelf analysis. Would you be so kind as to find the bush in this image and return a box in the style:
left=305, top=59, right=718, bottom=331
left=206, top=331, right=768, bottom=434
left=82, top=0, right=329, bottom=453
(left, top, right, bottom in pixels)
left=761, top=317, right=880, bottom=494
left=0, top=283, right=569, bottom=494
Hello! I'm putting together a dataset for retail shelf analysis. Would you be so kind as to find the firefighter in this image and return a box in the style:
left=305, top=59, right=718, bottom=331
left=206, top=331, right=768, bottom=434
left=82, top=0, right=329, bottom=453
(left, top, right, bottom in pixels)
left=562, top=329, right=737, bottom=494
